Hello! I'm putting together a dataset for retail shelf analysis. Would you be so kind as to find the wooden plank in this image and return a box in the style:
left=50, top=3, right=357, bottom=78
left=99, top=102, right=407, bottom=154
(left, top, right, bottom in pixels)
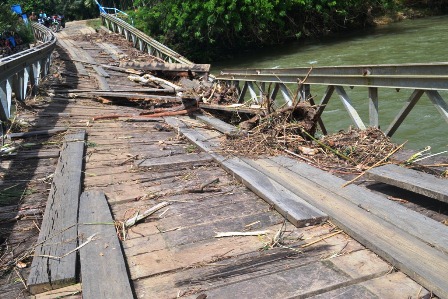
left=194, top=114, right=239, bottom=135
left=64, top=39, right=110, bottom=78
left=57, top=40, right=89, bottom=76
left=250, top=156, right=448, bottom=297
left=366, top=164, right=448, bottom=203
left=27, top=131, right=86, bottom=294
left=220, top=157, right=327, bottom=227
left=7, top=128, right=67, bottom=139
left=359, top=272, right=431, bottom=299
left=133, top=227, right=362, bottom=298
left=136, top=152, right=213, bottom=169
left=78, top=191, right=134, bottom=299
left=271, top=156, right=448, bottom=255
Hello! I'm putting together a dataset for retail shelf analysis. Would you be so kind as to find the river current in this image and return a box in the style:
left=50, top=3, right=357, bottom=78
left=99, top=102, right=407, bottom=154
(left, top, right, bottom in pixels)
left=212, top=16, right=448, bottom=154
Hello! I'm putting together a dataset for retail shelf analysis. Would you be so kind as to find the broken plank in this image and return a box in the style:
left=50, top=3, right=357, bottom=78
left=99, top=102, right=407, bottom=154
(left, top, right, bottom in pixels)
left=78, top=191, right=133, bottom=299
left=28, top=131, right=86, bottom=294
left=136, top=152, right=213, bottom=169
left=366, top=164, right=448, bottom=204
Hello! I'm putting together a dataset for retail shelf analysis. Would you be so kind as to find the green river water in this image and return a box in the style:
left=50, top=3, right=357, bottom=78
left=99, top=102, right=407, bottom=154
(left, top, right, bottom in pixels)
left=212, top=16, right=448, bottom=154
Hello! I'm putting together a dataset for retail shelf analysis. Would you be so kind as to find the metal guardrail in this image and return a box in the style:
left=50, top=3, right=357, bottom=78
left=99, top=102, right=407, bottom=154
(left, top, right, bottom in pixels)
left=100, top=13, right=193, bottom=65
left=217, top=64, right=448, bottom=137
left=0, top=23, right=56, bottom=122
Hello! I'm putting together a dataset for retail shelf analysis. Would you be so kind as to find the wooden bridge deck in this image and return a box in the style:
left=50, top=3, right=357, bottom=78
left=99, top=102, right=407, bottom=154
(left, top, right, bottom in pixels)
left=1, top=20, right=445, bottom=299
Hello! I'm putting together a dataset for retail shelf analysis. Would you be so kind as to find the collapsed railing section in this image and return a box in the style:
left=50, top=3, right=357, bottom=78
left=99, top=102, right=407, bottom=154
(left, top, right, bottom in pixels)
left=100, top=13, right=193, bottom=65
left=0, top=23, right=56, bottom=122
left=217, top=63, right=448, bottom=137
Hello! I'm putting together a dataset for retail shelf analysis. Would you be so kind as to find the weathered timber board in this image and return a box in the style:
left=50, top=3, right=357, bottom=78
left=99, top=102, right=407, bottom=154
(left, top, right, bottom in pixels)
left=195, top=249, right=389, bottom=299
left=27, top=131, right=86, bottom=294
left=366, top=163, right=448, bottom=203
left=194, top=114, right=239, bottom=135
left=78, top=191, right=134, bottom=299
left=220, top=157, right=327, bottom=227
left=7, top=128, right=67, bottom=139
left=252, top=156, right=448, bottom=297
left=136, top=152, right=213, bottom=169
left=270, top=156, right=448, bottom=256
left=57, top=40, right=89, bottom=76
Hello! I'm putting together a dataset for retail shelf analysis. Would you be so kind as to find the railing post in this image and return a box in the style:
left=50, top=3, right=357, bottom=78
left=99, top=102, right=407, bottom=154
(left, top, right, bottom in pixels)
left=368, top=87, right=379, bottom=128
left=335, top=86, right=366, bottom=130
left=0, top=78, right=13, bottom=120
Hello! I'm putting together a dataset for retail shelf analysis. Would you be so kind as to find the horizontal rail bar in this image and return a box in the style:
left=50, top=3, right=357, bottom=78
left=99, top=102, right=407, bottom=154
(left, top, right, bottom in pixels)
left=222, top=62, right=448, bottom=77
left=217, top=73, right=448, bottom=91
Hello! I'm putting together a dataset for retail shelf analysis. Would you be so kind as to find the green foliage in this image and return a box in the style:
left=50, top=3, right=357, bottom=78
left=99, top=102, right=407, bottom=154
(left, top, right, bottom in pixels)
left=130, top=0, right=396, bottom=61
left=2, top=0, right=98, bottom=20
left=0, top=3, right=33, bottom=43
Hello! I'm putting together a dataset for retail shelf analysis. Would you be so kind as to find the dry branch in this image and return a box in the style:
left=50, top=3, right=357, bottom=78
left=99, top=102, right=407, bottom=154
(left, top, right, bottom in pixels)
left=215, top=231, right=268, bottom=238
left=124, top=201, right=169, bottom=228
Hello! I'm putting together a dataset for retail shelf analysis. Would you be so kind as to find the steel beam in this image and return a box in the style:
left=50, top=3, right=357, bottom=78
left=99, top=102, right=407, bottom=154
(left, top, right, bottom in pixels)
left=385, top=90, right=424, bottom=137
left=425, top=90, right=448, bottom=123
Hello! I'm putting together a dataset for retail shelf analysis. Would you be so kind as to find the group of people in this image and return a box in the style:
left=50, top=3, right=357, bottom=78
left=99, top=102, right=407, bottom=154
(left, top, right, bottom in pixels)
left=29, top=10, right=65, bottom=31
left=0, top=32, right=24, bottom=58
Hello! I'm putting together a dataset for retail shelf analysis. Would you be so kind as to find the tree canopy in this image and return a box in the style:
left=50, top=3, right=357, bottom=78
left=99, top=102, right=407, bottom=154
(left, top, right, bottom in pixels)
left=128, top=0, right=398, bottom=61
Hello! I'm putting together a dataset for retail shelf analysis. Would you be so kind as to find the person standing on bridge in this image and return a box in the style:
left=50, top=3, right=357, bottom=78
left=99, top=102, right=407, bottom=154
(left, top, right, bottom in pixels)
left=29, top=12, right=37, bottom=22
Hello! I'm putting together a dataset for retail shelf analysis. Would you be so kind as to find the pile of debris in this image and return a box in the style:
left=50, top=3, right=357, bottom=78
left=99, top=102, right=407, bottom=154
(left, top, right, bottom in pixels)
left=221, top=103, right=399, bottom=174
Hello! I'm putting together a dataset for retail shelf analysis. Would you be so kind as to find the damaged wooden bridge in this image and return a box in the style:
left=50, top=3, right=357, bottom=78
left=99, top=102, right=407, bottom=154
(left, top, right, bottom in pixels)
left=0, top=15, right=447, bottom=299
